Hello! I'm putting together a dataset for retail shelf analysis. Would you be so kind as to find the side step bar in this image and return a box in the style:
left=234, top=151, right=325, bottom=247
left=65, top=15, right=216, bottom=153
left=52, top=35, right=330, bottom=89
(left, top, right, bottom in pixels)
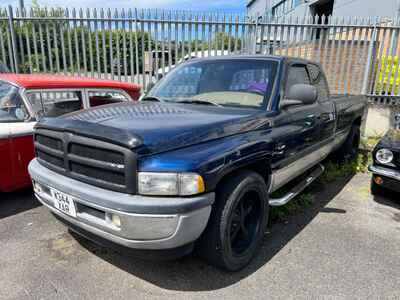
left=269, top=164, right=325, bottom=207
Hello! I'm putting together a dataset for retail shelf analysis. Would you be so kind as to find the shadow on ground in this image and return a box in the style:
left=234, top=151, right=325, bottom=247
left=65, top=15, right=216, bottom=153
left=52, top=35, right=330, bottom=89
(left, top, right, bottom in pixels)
left=373, top=190, right=400, bottom=211
left=73, top=173, right=355, bottom=292
left=0, top=187, right=40, bottom=219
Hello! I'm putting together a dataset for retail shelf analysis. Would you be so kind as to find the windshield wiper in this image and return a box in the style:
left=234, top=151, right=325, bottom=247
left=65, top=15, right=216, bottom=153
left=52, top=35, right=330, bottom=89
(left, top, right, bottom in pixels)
left=177, top=99, right=222, bottom=107
left=141, top=96, right=164, bottom=102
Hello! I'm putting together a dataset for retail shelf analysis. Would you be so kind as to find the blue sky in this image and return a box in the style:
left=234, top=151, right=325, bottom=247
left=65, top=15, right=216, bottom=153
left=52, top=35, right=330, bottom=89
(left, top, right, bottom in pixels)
left=2, top=0, right=247, bottom=13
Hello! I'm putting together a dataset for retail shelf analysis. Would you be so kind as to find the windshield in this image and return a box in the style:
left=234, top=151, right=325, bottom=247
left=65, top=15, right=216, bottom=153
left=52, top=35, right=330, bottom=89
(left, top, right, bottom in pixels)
left=148, top=59, right=278, bottom=108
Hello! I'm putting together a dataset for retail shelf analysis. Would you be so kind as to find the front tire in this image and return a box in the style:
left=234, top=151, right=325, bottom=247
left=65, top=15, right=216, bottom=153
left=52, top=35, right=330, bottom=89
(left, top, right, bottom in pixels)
left=197, top=171, right=269, bottom=271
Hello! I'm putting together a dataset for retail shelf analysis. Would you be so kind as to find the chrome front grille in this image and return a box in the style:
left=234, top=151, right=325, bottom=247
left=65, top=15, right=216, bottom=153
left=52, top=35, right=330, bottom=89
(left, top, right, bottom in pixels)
left=34, top=129, right=136, bottom=194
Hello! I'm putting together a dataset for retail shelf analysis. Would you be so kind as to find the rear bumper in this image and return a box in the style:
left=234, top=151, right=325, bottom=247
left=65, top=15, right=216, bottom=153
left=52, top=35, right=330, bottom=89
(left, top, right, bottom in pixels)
left=29, top=158, right=214, bottom=250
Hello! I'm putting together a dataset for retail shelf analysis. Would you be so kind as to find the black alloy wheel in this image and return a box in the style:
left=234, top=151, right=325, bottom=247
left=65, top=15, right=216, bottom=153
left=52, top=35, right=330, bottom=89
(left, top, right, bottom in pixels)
left=228, top=190, right=262, bottom=256
left=197, top=170, right=269, bottom=271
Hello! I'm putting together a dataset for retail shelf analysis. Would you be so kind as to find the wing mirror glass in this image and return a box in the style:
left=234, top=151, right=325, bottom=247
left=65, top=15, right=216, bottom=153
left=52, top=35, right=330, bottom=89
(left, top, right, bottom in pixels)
left=281, top=84, right=318, bottom=108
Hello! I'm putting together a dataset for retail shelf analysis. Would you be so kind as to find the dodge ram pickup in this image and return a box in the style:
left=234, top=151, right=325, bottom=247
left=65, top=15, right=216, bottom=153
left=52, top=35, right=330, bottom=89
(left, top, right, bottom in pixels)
left=29, top=56, right=366, bottom=271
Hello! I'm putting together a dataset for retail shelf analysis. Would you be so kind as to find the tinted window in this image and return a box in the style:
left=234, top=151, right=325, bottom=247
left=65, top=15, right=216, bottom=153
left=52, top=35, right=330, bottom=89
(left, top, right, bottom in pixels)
left=0, top=82, right=29, bottom=122
left=286, top=64, right=311, bottom=91
left=88, top=90, right=129, bottom=107
left=26, top=90, right=83, bottom=118
left=307, top=64, right=329, bottom=101
left=149, top=59, right=278, bottom=108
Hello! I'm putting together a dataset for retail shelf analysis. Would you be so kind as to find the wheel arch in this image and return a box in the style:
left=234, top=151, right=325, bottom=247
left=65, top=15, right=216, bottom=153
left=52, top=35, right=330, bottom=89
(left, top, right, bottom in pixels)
left=214, top=158, right=272, bottom=193
left=353, top=116, right=362, bottom=127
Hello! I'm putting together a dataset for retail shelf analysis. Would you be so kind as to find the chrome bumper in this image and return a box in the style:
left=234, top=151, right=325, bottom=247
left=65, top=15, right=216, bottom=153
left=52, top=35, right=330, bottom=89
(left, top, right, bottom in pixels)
left=28, top=159, right=214, bottom=250
left=368, top=165, right=400, bottom=181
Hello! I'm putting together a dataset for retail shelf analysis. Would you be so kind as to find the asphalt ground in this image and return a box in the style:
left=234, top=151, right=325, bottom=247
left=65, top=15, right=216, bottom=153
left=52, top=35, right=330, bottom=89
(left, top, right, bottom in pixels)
left=1, top=173, right=399, bottom=300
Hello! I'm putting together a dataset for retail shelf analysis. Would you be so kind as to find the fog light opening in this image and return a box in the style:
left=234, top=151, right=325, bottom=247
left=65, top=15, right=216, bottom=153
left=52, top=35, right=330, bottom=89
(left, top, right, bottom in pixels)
left=106, top=213, right=121, bottom=229
left=374, top=176, right=383, bottom=185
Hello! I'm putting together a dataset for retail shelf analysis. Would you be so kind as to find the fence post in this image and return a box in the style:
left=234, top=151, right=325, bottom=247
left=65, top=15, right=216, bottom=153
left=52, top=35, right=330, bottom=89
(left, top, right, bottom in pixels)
left=362, top=22, right=377, bottom=95
left=7, top=5, right=19, bottom=73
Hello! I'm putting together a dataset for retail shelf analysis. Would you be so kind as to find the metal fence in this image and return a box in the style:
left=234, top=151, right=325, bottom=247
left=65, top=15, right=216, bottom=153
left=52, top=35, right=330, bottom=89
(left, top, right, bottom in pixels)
left=1, top=5, right=400, bottom=105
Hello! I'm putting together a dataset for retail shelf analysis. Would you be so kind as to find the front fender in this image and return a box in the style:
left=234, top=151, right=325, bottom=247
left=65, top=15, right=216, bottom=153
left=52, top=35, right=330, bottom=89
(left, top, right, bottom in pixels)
left=138, top=130, right=274, bottom=192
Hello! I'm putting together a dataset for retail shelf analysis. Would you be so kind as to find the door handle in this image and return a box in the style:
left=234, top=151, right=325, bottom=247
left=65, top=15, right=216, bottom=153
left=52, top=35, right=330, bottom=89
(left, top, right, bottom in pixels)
left=321, top=113, right=335, bottom=122
left=305, top=116, right=315, bottom=127
left=272, top=143, right=286, bottom=156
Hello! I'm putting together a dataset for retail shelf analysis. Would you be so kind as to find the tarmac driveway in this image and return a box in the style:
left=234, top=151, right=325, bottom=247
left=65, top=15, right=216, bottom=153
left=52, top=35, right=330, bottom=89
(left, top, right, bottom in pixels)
left=0, top=173, right=399, bottom=299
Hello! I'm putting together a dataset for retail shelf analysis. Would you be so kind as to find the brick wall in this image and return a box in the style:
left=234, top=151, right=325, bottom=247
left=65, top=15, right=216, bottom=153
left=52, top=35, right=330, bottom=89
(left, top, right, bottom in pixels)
left=273, top=39, right=374, bottom=95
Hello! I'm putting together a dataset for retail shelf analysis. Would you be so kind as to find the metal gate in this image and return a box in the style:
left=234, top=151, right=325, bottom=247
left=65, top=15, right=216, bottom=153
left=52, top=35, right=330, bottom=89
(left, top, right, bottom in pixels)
left=1, top=5, right=400, bottom=105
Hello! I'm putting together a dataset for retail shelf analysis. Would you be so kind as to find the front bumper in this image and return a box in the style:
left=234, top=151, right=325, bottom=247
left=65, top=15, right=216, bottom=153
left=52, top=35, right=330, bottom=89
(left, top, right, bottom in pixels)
left=368, top=165, right=400, bottom=181
left=369, top=165, right=400, bottom=193
left=28, top=158, right=214, bottom=250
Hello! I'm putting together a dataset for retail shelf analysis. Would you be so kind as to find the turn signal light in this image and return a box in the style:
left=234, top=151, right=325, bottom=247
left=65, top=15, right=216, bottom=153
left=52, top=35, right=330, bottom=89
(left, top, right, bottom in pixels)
left=374, top=176, right=383, bottom=185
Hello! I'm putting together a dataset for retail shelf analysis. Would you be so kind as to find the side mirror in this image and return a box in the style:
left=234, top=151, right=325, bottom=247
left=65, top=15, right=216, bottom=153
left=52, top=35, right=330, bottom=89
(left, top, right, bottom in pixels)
left=281, top=84, right=318, bottom=108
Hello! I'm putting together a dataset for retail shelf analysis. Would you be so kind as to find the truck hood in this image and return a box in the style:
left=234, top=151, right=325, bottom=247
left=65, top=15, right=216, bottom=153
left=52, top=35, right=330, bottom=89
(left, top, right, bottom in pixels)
left=36, top=102, right=271, bottom=155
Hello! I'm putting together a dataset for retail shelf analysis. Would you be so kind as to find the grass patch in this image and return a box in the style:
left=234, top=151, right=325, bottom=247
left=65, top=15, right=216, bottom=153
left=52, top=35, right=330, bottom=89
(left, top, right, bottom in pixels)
left=270, top=151, right=372, bottom=223
left=270, top=192, right=314, bottom=222
left=318, top=152, right=371, bottom=184
left=360, top=135, right=382, bottom=152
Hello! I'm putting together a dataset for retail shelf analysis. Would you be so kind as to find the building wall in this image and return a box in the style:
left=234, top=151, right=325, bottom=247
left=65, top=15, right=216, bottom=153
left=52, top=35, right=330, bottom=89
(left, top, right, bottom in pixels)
left=272, top=39, right=371, bottom=95
left=247, top=0, right=269, bottom=16
left=247, top=0, right=400, bottom=18
left=332, top=0, right=399, bottom=18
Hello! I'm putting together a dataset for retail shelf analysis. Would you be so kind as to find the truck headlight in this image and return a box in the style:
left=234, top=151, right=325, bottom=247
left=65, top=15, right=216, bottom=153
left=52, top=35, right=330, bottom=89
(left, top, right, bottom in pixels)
left=138, top=172, right=205, bottom=196
left=376, top=148, right=394, bottom=165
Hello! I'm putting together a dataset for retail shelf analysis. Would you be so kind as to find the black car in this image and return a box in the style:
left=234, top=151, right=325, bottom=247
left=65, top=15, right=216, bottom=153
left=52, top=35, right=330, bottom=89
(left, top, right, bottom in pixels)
left=369, top=129, right=400, bottom=195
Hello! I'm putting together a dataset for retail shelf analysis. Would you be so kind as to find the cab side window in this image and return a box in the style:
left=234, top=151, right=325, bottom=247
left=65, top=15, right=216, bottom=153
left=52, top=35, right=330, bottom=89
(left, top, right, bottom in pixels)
left=307, top=64, right=329, bottom=102
left=0, top=82, right=29, bottom=122
left=88, top=90, right=130, bottom=108
left=286, top=64, right=311, bottom=92
left=26, top=90, right=83, bottom=118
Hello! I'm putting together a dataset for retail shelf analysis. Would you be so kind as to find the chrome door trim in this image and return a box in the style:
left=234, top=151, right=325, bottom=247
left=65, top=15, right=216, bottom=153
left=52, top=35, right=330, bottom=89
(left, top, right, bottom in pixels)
left=8, top=121, right=36, bottom=138
left=0, top=123, right=11, bottom=139
left=269, top=130, right=348, bottom=193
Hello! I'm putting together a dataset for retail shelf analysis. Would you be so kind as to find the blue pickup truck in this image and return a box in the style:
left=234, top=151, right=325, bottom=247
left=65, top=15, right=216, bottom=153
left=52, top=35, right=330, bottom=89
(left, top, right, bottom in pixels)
left=29, top=56, right=366, bottom=271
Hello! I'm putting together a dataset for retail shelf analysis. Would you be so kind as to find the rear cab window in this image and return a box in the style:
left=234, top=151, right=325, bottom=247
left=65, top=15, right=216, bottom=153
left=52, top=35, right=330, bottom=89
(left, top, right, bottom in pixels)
left=286, top=64, right=311, bottom=91
left=0, top=82, right=30, bottom=122
left=307, top=64, right=330, bottom=102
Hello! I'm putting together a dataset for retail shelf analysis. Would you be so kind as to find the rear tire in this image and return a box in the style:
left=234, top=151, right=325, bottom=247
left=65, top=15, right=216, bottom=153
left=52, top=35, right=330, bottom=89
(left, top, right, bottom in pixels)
left=334, top=124, right=360, bottom=162
left=197, top=171, right=269, bottom=271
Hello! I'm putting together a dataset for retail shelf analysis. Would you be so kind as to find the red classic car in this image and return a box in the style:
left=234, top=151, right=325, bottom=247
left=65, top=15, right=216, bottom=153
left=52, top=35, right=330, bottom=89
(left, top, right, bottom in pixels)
left=0, top=74, right=141, bottom=192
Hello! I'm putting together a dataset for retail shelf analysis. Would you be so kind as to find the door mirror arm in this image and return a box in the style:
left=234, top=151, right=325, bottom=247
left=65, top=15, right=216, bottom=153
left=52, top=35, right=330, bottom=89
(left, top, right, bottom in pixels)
left=280, top=99, right=303, bottom=109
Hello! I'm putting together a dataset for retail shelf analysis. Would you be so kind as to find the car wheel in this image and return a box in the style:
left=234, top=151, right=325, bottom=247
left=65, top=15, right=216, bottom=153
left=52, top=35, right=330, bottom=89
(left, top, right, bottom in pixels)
left=335, top=124, right=361, bottom=162
left=197, top=171, right=269, bottom=271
